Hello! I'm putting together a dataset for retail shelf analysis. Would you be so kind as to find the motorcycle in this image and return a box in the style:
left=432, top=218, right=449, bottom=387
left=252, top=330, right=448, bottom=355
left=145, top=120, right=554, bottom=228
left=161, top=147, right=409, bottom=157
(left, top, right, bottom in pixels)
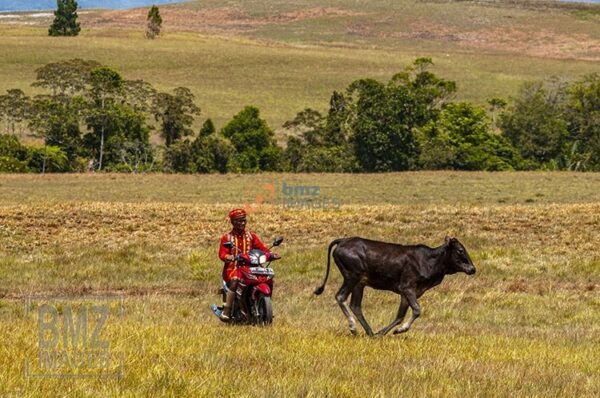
left=211, top=237, right=283, bottom=325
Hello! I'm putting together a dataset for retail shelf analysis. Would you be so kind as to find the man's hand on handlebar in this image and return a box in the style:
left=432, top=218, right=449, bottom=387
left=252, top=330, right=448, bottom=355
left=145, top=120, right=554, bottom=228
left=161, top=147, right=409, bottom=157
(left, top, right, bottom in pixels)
left=269, top=253, right=281, bottom=261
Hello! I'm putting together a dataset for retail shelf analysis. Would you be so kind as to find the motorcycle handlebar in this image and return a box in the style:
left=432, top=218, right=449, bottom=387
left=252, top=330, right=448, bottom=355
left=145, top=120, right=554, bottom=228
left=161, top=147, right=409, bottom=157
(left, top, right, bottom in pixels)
left=235, top=254, right=281, bottom=263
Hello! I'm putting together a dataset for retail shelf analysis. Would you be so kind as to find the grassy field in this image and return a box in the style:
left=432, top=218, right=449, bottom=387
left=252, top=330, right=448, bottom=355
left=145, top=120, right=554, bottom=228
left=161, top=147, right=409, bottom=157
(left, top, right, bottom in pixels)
left=0, top=0, right=599, bottom=130
left=1, top=1, right=599, bottom=394
left=0, top=172, right=599, bottom=396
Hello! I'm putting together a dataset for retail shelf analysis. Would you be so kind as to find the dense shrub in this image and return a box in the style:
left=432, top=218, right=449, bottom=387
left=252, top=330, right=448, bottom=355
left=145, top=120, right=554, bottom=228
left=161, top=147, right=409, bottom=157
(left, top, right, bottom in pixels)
left=27, top=146, right=70, bottom=172
left=0, top=134, right=29, bottom=172
left=0, top=156, right=29, bottom=172
left=419, top=103, right=522, bottom=171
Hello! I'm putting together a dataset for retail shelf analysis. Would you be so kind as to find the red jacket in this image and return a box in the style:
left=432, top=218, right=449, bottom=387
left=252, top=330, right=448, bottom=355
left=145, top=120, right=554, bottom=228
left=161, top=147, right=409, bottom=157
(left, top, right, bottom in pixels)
left=219, top=229, right=270, bottom=265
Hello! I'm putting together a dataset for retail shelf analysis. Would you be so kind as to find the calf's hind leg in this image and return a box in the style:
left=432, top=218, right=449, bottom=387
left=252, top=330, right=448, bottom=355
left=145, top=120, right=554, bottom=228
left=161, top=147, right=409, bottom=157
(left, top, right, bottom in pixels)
left=350, top=284, right=374, bottom=336
left=335, top=279, right=358, bottom=335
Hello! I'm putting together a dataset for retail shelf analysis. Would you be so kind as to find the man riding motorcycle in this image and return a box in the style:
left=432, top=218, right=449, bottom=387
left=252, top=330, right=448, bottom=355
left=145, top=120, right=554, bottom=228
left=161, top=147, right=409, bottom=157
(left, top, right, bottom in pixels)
left=217, top=208, right=280, bottom=322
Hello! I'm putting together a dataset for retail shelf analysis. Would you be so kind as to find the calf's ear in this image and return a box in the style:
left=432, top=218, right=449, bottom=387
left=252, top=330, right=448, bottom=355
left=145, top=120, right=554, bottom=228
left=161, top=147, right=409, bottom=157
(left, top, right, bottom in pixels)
left=445, top=235, right=451, bottom=244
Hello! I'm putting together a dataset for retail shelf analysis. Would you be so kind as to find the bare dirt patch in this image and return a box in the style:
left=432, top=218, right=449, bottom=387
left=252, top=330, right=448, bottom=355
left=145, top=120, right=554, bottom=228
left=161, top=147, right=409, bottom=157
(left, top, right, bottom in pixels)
left=82, top=6, right=366, bottom=35
left=348, top=19, right=600, bottom=61
left=267, top=7, right=365, bottom=23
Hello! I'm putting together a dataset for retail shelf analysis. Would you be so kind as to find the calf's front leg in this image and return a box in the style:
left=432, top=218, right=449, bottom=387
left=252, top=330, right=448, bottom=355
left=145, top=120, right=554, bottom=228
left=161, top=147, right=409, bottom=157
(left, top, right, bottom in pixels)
left=393, top=291, right=421, bottom=335
left=376, top=295, right=409, bottom=336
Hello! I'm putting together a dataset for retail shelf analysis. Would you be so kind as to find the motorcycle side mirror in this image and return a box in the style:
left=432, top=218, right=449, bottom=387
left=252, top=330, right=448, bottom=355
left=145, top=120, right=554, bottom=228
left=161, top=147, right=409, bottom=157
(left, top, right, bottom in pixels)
left=223, top=241, right=234, bottom=249
left=272, top=237, right=284, bottom=247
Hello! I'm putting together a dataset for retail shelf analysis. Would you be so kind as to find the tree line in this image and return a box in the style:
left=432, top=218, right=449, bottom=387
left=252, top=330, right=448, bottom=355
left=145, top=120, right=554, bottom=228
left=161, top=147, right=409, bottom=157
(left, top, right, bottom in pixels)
left=0, top=58, right=598, bottom=173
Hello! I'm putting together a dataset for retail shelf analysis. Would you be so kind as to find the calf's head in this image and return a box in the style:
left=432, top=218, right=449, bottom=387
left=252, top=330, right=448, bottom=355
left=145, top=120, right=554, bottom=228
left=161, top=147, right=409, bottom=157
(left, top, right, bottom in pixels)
left=445, top=236, right=476, bottom=275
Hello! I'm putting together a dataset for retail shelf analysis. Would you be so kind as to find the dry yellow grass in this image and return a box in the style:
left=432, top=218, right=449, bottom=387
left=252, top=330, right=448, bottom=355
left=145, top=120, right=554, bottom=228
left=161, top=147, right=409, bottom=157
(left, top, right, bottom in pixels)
left=0, top=173, right=599, bottom=396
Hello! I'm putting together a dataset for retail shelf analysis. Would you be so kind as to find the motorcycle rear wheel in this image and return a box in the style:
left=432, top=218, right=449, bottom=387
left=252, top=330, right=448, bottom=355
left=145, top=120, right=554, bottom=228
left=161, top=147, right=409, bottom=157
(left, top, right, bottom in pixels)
left=254, top=294, right=273, bottom=325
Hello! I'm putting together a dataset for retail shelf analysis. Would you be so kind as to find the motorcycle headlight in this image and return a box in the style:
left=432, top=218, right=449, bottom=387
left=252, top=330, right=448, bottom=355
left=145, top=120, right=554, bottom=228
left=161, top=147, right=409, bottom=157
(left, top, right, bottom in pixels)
left=259, top=255, right=267, bottom=265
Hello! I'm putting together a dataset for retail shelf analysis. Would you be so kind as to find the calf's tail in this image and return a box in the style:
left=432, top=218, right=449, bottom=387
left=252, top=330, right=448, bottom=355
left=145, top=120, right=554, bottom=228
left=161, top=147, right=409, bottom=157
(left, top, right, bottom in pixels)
left=314, top=238, right=344, bottom=295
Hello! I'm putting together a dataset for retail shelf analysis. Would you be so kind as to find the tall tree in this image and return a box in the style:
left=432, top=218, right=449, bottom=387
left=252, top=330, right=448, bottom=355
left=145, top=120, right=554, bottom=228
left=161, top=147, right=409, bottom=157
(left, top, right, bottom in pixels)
left=324, top=91, right=350, bottom=146
left=283, top=108, right=325, bottom=147
left=499, top=79, right=569, bottom=166
left=49, top=0, right=81, bottom=37
left=198, top=118, right=216, bottom=138
left=348, top=78, right=416, bottom=171
left=282, top=100, right=355, bottom=172
left=220, top=106, right=281, bottom=172
left=347, top=58, right=456, bottom=172
left=29, top=95, right=84, bottom=167
left=0, top=89, right=30, bottom=135
left=29, top=59, right=99, bottom=171
left=84, top=100, right=151, bottom=172
left=86, top=67, right=124, bottom=170
left=564, top=73, right=600, bottom=169
left=32, top=59, right=100, bottom=98
left=146, top=5, right=163, bottom=39
left=190, top=119, right=235, bottom=173
left=123, top=80, right=157, bottom=113
left=153, top=87, right=200, bottom=147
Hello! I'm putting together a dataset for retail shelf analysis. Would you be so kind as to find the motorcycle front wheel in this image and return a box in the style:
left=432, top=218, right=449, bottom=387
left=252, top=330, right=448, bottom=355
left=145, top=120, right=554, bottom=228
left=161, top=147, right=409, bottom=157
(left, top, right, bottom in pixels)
left=254, top=294, right=273, bottom=325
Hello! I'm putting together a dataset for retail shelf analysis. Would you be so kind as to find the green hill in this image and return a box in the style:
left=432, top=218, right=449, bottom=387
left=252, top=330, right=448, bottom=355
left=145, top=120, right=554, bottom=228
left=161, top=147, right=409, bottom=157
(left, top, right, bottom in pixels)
left=0, top=0, right=598, bottom=130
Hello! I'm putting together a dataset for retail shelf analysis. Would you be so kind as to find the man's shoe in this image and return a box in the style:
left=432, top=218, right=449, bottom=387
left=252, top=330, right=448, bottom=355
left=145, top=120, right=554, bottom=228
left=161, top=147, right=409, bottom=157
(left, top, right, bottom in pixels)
left=211, top=304, right=224, bottom=317
left=211, top=304, right=231, bottom=322
left=219, top=313, right=230, bottom=323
